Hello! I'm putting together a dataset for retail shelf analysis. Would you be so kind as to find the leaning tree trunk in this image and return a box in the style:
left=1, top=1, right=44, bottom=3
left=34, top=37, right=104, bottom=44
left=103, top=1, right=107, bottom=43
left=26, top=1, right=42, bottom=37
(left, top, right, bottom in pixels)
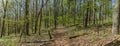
left=112, top=0, right=120, bottom=35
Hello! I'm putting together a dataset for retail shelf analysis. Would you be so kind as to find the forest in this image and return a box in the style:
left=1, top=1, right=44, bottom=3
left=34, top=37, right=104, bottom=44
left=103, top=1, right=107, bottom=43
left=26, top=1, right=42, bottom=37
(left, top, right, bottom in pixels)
left=0, top=0, right=119, bottom=46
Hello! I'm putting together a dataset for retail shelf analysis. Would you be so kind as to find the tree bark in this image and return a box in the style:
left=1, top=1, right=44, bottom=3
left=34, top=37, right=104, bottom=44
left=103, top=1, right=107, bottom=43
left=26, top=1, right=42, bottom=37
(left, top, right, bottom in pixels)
left=112, top=0, right=120, bottom=35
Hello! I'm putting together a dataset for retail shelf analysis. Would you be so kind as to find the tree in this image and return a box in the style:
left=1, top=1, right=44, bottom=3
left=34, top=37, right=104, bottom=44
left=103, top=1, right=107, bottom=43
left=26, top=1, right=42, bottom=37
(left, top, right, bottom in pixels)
left=54, top=0, right=58, bottom=29
left=24, top=0, right=30, bottom=35
left=112, top=0, right=120, bottom=35
left=1, top=0, right=8, bottom=37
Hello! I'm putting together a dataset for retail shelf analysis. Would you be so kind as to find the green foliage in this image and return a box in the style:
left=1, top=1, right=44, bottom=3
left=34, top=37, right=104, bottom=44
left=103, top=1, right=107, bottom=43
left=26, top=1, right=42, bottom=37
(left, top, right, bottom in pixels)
left=0, top=0, right=113, bottom=45
left=62, top=0, right=67, bottom=4
left=80, top=4, right=87, bottom=8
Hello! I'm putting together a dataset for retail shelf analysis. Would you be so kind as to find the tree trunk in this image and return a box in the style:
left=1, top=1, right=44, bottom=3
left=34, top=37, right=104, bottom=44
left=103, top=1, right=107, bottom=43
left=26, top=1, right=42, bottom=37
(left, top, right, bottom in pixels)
left=112, top=0, right=120, bottom=35
left=1, top=0, right=8, bottom=37
left=25, top=0, right=30, bottom=35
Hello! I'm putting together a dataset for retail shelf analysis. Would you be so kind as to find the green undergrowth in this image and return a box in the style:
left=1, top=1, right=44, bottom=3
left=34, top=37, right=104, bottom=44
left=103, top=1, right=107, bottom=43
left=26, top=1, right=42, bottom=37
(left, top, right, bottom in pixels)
left=0, top=34, right=18, bottom=46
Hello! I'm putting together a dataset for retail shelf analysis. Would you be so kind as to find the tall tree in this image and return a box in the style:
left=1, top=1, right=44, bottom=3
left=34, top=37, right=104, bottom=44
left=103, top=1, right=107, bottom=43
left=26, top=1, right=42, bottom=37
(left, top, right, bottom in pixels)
left=112, top=0, right=120, bottom=35
left=1, top=0, right=8, bottom=37
left=24, top=0, right=30, bottom=35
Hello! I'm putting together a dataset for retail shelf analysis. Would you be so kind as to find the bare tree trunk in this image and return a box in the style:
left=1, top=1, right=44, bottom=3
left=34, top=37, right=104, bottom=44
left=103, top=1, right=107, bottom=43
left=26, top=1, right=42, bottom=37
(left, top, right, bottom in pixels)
left=34, top=0, right=38, bottom=34
left=112, top=0, right=120, bottom=35
left=54, top=0, right=58, bottom=29
left=1, top=0, right=8, bottom=37
left=25, top=0, right=30, bottom=35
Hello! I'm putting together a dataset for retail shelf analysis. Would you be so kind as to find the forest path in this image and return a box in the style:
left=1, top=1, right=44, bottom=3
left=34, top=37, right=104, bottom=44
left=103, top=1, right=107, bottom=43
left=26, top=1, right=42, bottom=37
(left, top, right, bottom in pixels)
left=16, top=25, right=78, bottom=46
left=9, top=25, right=120, bottom=46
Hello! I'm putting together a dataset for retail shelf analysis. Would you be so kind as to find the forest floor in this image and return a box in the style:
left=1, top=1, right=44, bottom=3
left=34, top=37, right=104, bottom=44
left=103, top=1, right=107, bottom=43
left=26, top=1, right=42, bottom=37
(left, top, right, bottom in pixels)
left=0, top=25, right=120, bottom=46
